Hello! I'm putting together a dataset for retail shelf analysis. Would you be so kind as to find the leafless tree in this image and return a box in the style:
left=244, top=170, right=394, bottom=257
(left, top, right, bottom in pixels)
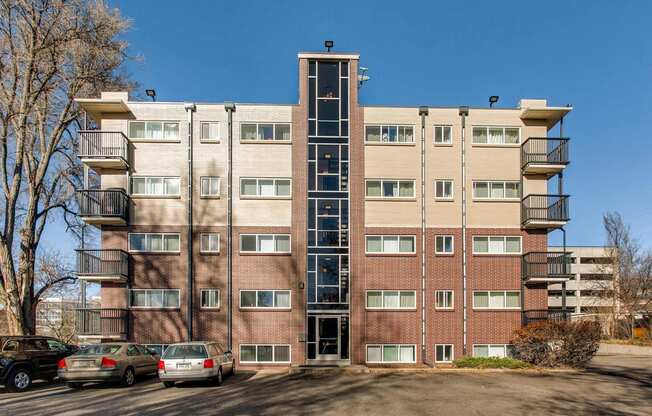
left=0, top=0, right=134, bottom=334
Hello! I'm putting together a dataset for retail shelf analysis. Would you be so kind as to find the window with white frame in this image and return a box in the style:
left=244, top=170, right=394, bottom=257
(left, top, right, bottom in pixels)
left=239, top=290, right=291, bottom=309
left=240, top=344, right=290, bottom=363
left=131, top=177, right=180, bottom=196
left=472, top=236, right=521, bottom=254
left=200, top=177, right=221, bottom=197
left=472, top=126, right=520, bottom=145
left=366, top=290, right=416, bottom=309
left=473, top=344, right=515, bottom=358
left=366, top=235, right=416, bottom=254
left=435, top=235, right=454, bottom=254
left=365, top=179, right=415, bottom=198
left=129, top=121, right=179, bottom=140
left=200, top=122, right=220, bottom=141
left=434, top=180, right=453, bottom=200
left=130, top=289, right=180, bottom=308
left=473, top=291, right=520, bottom=309
left=240, top=123, right=291, bottom=142
left=366, top=345, right=416, bottom=363
left=240, top=234, right=290, bottom=253
left=365, top=125, right=415, bottom=143
left=434, top=125, right=452, bottom=145
left=435, top=344, right=454, bottom=362
left=435, top=290, right=454, bottom=309
left=129, top=233, right=180, bottom=253
left=200, top=289, right=220, bottom=308
left=472, top=181, right=520, bottom=200
left=144, top=344, right=169, bottom=356
left=240, top=178, right=291, bottom=198
left=200, top=233, right=220, bottom=253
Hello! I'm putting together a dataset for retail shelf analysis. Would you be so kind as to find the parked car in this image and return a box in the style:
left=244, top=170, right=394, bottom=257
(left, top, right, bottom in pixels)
left=0, top=335, right=78, bottom=392
left=158, top=342, right=235, bottom=387
left=58, top=343, right=159, bottom=388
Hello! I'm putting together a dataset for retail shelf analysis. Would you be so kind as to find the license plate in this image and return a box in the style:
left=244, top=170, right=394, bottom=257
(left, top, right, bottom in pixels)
left=73, top=361, right=93, bottom=368
left=176, top=362, right=190, bottom=369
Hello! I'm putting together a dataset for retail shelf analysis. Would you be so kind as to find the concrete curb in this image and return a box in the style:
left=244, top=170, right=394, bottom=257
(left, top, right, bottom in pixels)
left=286, top=366, right=578, bottom=376
left=598, top=343, right=652, bottom=356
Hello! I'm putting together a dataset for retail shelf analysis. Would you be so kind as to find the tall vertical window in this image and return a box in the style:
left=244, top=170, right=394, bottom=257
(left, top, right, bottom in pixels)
left=434, top=125, right=452, bottom=145
left=435, top=180, right=453, bottom=200
left=200, top=122, right=220, bottom=141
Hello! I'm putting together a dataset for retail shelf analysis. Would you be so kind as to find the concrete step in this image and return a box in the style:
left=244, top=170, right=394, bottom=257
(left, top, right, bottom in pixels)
left=288, top=365, right=370, bottom=375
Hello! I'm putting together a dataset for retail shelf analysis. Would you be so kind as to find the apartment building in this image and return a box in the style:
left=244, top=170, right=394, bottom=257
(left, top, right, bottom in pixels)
left=548, top=246, right=616, bottom=315
left=73, top=49, right=572, bottom=366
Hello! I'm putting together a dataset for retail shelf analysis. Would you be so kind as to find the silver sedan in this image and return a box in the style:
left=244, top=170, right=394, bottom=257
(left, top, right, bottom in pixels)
left=158, top=342, right=234, bottom=387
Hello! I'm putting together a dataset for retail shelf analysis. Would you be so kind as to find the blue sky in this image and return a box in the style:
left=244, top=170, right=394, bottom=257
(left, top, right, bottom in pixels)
left=43, top=0, right=652, bottom=258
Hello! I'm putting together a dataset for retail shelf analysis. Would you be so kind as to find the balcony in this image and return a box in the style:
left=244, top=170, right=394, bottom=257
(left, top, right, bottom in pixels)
left=521, top=194, right=569, bottom=230
left=77, top=189, right=130, bottom=226
left=521, top=138, right=569, bottom=176
left=522, top=309, right=571, bottom=326
left=522, top=252, right=572, bottom=283
left=75, top=308, right=129, bottom=340
left=78, top=131, right=129, bottom=170
left=76, top=249, right=129, bottom=283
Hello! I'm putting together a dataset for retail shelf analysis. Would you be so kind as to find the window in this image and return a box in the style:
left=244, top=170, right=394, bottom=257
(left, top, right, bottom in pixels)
left=200, top=122, right=220, bottom=141
left=129, top=121, right=179, bottom=140
left=128, top=233, right=180, bottom=253
left=435, top=290, right=454, bottom=309
left=130, top=289, right=180, bottom=308
left=435, top=180, right=453, bottom=200
left=580, top=257, right=612, bottom=265
left=240, top=123, right=291, bottom=142
left=473, top=291, right=520, bottom=309
left=239, top=290, right=291, bottom=309
left=472, top=236, right=521, bottom=254
left=240, top=234, right=290, bottom=253
left=434, top=125, right=452, bottom=145
left=366, top=291, right=416, bottom=309
left=366, top=345, right=416, bottom=363
left=239, top=345, right=290, bottom=363
left=200, top=177, right=221, bottom=197
left=365, top=179, right=415, bottom=199
left=240, top=178, right=291, bottom=198
left=473, top=344, right=514, bottom=358
left=472, top=127, right=520, bottom=145
left=366, top=235, right=416, bottom=254
left=365, top=125, right=414, bottom=143
left=131, top=177, right=180, bottom=196
left=144, top=344, right=169, bottom=356
left=435, top=236, right=454, bottom=254
left=435, top=344, right=453, bottom=362
left=472, top=181, right=520, bottom=200
left=200, top=289, right=220, bottom=308
left=200, top=233, right=220, bottom=253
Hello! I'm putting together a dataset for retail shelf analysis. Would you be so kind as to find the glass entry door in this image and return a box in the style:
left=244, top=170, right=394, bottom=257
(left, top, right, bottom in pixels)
left=317, top=317, right=340, bottom=360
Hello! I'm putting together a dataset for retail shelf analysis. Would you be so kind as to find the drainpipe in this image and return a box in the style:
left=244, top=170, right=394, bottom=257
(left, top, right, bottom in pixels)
left=224, top=102, right=236, bottom=351
left=558, top=116, right=567, bottom=316
left=459, top=106, right=469, bottom=356
left=185, top=103, right=196, bottom=342
left=418, top=106, right=429, bottom=365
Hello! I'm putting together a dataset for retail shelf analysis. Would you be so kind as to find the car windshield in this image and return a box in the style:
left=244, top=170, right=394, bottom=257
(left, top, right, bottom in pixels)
left=77, top=344, right=122, bottom=355
left=163, top=344, right=207, bottom=359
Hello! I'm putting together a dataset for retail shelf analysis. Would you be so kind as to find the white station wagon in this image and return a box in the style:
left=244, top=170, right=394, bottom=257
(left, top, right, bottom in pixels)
left=158, top=342, right=235, bottom=387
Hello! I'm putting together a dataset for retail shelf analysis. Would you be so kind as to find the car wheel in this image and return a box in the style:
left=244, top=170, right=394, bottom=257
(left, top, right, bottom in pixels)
left=67, top=382, right=83, bottom=389
left=215, top=368, right=223, bottom=386
left=121, top=367, right=135, bottom=387
left=163, top=381, right=175, bottom=388
left=7, top=368, right=32, bottom=392
left=231, top=361, right=236, bottom=376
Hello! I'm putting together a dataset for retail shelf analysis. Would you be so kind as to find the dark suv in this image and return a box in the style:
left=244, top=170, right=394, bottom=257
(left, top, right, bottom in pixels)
left=0, top=336, right=78, bottom=392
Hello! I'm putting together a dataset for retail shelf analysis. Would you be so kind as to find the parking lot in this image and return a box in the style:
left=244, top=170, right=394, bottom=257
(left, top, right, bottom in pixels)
left=1, top=354, right=650, bottom=416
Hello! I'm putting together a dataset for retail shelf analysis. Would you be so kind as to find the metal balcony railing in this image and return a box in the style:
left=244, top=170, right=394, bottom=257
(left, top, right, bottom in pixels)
left=78, top=131, right=129, bottom=162
left=521, top=137, right=569, bottom=170
left=75, top=308, right=129, bottom=338
left=76, top=249, right=129, bottom=279
left=77, top=189, right=130, bottom=222
left=522, top=252, right=572, bottom=281
left=522, top=309, right=571, bottom=326
left=521, top=194, right=569, bottom=225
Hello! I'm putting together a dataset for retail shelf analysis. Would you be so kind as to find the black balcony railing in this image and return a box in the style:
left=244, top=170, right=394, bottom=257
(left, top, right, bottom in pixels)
left=522, top=252, right=572, bottom=281
left=522, top=309, right=571, bottom=326
left=76, top=249, right=129, bottom=279
left=78, top=131, right=129, bottom=162
left=75, top=308, right=128, bottom=338
left=521, top=194, right=569, bottom=225
left=521, top=137, right=569, bottom=169
left=77, top=189, right=130, bottom=221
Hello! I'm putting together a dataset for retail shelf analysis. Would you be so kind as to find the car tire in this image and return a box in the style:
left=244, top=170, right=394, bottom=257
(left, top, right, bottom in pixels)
left=6, top=367, right=32, bottom=392
left=67, top=382, right=83, bottom=389
left=231, top=361, right=236, bottom=376
left=121, top=367, right=135, bottom=387
left=215, top=368, right=223, bottom=386
left=163, top=381, right=175, bottom=388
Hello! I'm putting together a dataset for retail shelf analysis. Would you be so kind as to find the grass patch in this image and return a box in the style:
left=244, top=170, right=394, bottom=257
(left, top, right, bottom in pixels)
left=452, top=356, right=533, bottom=369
